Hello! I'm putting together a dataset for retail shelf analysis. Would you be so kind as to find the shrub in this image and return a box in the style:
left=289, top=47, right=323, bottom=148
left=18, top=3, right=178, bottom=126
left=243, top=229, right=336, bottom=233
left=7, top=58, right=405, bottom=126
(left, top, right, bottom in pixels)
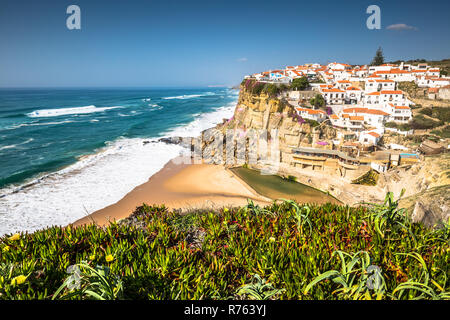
left=290, top=77, right=309, bottom=91
left=430, top=125, right=450, bottom=139
left=251, top=82, right=265, bottom=95
left=0, top=199, right=448, bottom=300
left=352, top=170, right=379, bottom=186
left=410, top=114, right=444, bottom=130
left=385, top=122, right=399, bottom=128
left=263, top=84, right=280, bottom=97
left=418, top=108, right=433, bottom=117
left=309, top=94, right=325, bottom=108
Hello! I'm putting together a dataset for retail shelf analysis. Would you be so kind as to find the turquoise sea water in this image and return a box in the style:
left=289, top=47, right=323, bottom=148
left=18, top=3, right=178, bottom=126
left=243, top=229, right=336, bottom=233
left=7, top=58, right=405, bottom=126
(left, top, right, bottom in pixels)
left=0, top=87, right=238, bottom=235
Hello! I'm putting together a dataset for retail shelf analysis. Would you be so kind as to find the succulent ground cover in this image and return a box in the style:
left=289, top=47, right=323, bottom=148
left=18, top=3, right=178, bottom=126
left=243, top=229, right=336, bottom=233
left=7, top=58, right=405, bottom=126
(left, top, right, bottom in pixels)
left=0, top=193, right=448, bottom=300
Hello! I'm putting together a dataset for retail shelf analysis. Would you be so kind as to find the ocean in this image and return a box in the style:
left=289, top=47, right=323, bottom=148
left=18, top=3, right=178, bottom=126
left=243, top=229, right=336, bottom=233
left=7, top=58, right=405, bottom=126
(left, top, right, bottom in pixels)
left=0, top=87, right=238, bottom=235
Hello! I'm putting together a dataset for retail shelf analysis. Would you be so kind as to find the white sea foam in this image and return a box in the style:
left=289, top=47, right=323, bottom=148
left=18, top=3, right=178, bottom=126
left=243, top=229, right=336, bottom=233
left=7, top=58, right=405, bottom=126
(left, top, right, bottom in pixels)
left=0, top=97, right=237, bottom=236
left=27, top=105, right=121, bottom=118
left=6, top=120, right=76, bottom=130
left=163, top=101, right=235, bottom=138
left=0, top=139, right=184, bottom=235
left=0, top=138, right=34, bottom=151
left=148, top=104, right=163, bottom=110
left=163, top=92, right=215, bottom=100
left=0, top=145, right=17, bottom=151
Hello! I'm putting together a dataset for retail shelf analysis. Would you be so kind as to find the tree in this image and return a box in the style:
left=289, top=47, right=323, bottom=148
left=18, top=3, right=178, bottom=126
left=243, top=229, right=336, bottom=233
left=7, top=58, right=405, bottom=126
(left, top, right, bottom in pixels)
left=371, top=47, right=385, bottom=66
left=290, top=77, right=309, bottom=91
left=310, top=94, right=325, bottom=108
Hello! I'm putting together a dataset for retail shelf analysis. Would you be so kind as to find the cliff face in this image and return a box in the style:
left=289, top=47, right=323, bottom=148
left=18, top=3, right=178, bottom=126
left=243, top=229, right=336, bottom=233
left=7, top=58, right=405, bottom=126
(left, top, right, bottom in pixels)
left=195, top=87, right=449, bottom=225
left=218, top=86, right=337, bottom=164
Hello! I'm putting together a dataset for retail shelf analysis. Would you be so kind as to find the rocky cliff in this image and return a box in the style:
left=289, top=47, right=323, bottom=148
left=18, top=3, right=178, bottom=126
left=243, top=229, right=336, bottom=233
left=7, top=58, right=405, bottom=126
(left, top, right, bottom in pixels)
left=165, top=86, right=450, bottom=226
left=216, top=86, right=337, bottom=163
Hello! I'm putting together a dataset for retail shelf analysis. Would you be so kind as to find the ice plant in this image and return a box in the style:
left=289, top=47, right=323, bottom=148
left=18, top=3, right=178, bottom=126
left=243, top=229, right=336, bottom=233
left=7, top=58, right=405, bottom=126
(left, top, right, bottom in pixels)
left=0, top=197, right=447, bottom=300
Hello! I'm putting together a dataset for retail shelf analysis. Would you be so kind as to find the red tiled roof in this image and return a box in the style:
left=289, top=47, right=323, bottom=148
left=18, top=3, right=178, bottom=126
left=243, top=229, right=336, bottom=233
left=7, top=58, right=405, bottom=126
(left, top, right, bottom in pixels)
left=296, top=108, right=326, bottom=115
left=380, top=90, right=403, bottom=95
left=394, top=105, right=410, bottom=110
left=343, top=107, right=389, bottom=116
left=322, top=89, right=345, bottom=93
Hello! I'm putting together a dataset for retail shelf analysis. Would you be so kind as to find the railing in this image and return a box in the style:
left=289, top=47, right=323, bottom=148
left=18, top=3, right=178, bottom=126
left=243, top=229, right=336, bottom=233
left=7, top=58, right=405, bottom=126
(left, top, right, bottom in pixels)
left=338, top=160, right=359, bottom=169
left=293, top=155, right=327, bottom=161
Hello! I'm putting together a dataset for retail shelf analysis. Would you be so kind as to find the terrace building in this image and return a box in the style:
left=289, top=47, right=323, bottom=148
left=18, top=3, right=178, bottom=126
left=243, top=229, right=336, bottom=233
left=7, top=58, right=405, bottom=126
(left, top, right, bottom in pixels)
left=321, top=88, right=346, bottom=105
left=291, top=147, right=360, bottom=173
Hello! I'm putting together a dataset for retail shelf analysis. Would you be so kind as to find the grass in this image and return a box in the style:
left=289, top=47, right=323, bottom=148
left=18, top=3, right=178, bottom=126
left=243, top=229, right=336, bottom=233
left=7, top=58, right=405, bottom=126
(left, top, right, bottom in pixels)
left=0, top=196, right=448, bottom=300
left=352, top=170, right=379, bottom=186
left=430, top=125, right=450, bottom=139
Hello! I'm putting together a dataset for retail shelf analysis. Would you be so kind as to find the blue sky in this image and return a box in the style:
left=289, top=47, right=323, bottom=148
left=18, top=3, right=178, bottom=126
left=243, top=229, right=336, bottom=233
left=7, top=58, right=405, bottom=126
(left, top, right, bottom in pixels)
left=0, top=0, right=449, bottom=87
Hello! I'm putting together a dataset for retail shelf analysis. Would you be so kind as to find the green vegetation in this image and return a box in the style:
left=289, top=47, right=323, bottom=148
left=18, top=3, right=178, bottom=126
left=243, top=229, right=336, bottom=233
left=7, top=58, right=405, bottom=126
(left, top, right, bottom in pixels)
left=385, top=121, right=412, bottom=131
left=304, top=119, right=320, bottom=127
left=370, top=47, right=385, bottom=66
left=410, top=114, right=444, bottom=130
left=286, top=175, right=297, bottom=182
left=290, top=77, right=309, bottom=91
left=362, top=189, right=410, bottom=238
left=352, top=169, right=379, bottom=186
left=0, top=194, right=448, bottom=300
left=418, top=107, right=450, bottom=123
left=309, top=94, right=325, bottom=108
left=397, top=81, right=419, bottom=98
left=236, top=274, right=285, bottom=300
left=310, top=78, right=325, bottom=84
left=431, top=125, right=450, bottom=139
left=242, top=79, right=288, bottom=97
left=264, top=84, right=281, bottom=97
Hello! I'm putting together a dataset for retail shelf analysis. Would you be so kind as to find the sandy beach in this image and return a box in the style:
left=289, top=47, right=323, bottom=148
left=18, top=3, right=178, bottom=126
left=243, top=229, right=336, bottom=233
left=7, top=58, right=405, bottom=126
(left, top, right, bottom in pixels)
left=72, top=158, right=272, bottom=227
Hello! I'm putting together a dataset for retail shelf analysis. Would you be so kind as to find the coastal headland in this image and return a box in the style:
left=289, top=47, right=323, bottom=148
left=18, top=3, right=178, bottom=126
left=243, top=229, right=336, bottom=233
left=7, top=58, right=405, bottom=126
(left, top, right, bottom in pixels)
left=74, top=81, right=449, bottom=228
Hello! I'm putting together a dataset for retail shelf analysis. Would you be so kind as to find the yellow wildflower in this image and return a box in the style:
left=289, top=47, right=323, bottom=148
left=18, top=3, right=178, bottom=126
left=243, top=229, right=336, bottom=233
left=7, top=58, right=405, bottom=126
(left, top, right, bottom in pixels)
left=8, top=233, right=20, bottom=241
left=105, top=255, right=114, bottom=263
left=11, top=275, right=27, bottom=286
left=269, top=236, right=276, bottom=242
left=2, top=246, right=10, bottom=252
left=89, top=254, right=96, bottom=260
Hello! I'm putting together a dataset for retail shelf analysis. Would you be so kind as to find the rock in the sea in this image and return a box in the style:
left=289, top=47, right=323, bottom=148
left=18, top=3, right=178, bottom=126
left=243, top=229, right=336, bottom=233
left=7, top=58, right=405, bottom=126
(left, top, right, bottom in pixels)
left=158, top=137, right=182, bottom=145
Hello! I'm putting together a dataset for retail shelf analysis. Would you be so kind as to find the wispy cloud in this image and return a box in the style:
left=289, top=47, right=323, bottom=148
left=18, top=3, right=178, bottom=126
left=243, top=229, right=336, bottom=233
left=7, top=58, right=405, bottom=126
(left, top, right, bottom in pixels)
left=386, top=23, right=418, bottom=31
left=237, top=57, right=248, bottom=62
